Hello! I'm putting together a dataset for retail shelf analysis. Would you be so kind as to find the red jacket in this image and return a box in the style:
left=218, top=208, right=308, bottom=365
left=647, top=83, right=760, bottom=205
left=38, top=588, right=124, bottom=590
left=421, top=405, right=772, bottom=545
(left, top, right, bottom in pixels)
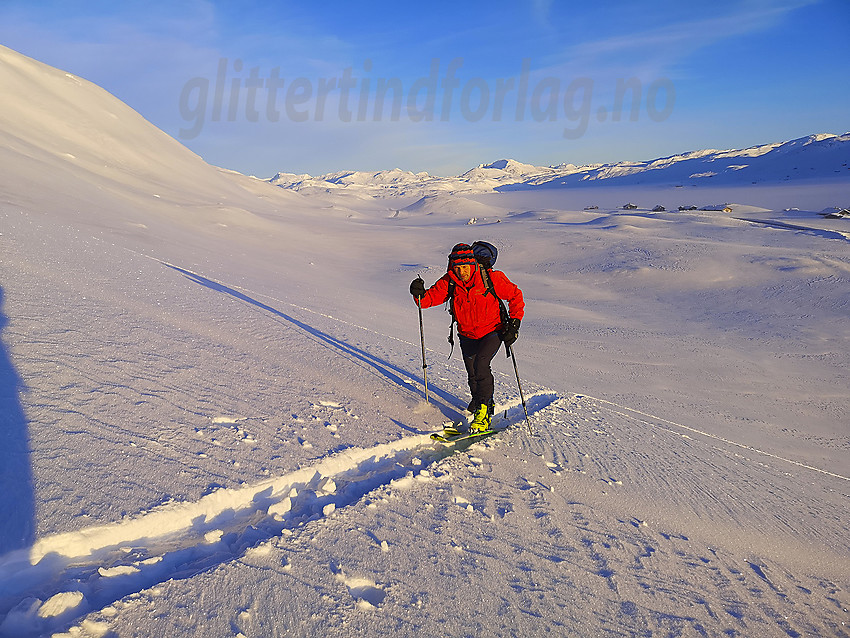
left=418, top=266, right=525, bottom=339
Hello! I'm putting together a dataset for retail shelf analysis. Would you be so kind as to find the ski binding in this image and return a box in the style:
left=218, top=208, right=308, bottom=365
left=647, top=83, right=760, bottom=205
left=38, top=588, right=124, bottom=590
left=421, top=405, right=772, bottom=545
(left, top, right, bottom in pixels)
left=430, top=420, right=496, bottom=443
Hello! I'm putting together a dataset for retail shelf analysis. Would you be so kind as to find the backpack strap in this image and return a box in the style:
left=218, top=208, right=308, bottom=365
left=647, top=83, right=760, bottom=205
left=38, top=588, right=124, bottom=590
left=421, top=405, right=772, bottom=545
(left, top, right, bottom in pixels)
left=479, top=267, right=510, bottom=326
left=446, top=279, right=457, bottom=358
left=480, top=268, right=513, bottom=356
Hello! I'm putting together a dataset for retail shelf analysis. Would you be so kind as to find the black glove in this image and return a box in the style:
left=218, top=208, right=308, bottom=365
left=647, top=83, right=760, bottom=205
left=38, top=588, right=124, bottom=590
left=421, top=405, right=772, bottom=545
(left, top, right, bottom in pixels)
left=410, top=277, right=426, bottom=300
left=501, top=317, right=521, bottom=347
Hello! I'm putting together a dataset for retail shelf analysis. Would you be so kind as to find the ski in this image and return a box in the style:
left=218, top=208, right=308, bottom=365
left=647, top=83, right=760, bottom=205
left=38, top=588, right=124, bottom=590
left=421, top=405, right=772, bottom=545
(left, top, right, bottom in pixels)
left=430, top=415, right=503, bottom=443
left=430, top=419, right=464, bottom=441
left=430, top=427, right=497, bottom=443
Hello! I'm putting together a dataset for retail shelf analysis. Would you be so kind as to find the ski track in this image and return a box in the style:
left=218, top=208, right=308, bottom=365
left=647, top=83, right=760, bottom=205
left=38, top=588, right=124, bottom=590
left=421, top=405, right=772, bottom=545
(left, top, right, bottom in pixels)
left=384, top=396, right=849, bottom=638
left=581, top=396, right=850, bottom=483
left=3, top=256, right=847, bottom=636
left=3, top=390, right=848, bottom=637
left=0, top=394, right=557, bottom=636
left=60, top=393, right=848, bottom=638
left=734, top=216, right=850, bottom=242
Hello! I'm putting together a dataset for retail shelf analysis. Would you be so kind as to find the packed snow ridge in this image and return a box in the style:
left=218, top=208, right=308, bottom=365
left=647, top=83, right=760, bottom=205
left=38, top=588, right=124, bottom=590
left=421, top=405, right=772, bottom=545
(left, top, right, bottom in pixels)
left=269, top=133, right=850, bottom=197
left=0, top=395, right=555, bottom=636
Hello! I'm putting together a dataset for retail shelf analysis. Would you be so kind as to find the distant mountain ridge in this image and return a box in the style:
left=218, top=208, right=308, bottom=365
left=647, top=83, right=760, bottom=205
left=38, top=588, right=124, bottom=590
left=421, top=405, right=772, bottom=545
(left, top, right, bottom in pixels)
left=269, top=133, right=850, bottom=197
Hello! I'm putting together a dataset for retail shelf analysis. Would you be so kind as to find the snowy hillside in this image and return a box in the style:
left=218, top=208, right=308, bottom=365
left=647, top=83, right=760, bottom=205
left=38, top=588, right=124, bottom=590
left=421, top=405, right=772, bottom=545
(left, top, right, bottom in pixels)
left=1, top=45, right=849, bottom=638
left=270, top=134, right=850, bottom=197
left=520, top=133, right=850, bottom=189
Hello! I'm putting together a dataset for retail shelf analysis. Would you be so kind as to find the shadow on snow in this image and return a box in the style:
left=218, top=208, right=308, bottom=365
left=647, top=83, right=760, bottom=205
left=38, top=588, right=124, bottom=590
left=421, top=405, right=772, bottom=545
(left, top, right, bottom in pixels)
left=163, top=263, right=464, bottom=421
left=0, top=285, right=35, bottom=556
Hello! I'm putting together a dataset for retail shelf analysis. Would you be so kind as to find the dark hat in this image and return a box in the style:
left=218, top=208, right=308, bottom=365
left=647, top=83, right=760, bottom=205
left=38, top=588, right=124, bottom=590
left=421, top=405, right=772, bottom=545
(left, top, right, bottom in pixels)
left=448, top=243, right=476, bottom=268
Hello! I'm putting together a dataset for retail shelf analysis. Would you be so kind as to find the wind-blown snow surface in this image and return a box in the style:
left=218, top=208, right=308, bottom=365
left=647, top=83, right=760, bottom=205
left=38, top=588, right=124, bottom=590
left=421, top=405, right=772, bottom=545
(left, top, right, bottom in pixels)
left=0, top=45, right=848, bottom=637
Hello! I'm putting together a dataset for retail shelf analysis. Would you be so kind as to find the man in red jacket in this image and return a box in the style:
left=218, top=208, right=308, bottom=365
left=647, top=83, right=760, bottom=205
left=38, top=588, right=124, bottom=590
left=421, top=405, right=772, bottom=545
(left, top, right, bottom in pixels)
left=410, top=243, right=524, bottom=432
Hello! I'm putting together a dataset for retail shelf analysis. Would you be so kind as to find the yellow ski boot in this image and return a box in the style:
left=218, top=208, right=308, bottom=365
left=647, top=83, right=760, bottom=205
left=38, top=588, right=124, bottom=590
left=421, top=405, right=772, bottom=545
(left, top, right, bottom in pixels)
left=469, top=403, right=491, bottom=434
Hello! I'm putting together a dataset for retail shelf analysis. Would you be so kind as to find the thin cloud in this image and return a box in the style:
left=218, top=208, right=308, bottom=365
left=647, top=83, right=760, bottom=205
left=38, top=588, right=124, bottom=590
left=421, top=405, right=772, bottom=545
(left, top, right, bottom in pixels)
left=568, top=0, right=816, bottom=62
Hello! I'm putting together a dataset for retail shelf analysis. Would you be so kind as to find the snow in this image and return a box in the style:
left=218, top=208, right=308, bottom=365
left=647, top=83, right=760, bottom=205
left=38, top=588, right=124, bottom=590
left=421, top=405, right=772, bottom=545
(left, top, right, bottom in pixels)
left=1, top=44, right=849, bottom=637
left=271, top=133, right=850, bottom=197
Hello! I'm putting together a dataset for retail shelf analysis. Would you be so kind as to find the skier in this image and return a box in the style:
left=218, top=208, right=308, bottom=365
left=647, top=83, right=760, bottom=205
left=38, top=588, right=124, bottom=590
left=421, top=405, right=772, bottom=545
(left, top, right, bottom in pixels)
left=410, top=243, right=524, bottom=433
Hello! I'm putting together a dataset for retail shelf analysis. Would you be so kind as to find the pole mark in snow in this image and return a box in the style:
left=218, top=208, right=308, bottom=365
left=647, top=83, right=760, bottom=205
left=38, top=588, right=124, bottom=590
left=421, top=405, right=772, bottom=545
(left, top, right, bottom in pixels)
left=577, top=395, right=849, bottom=482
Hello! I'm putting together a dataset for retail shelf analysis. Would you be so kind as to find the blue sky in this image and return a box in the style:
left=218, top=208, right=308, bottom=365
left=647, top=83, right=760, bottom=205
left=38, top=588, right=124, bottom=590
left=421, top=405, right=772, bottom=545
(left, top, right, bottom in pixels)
left=1, top=0, right=847, bottom=176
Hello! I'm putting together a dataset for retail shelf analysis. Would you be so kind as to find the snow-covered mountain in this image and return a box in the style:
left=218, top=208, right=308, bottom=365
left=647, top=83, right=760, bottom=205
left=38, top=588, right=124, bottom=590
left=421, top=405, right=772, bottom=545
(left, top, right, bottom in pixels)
left=1, top=44, right=849, bottom=638
left=269, top=160, right=554, bottom=196
left=0, top=43, right=310, bottom=237
left=270, top=133, right=850, bottom=196
left=0, top=45, right=221, bottom=200
left=520, top=133, right=850, bottom=189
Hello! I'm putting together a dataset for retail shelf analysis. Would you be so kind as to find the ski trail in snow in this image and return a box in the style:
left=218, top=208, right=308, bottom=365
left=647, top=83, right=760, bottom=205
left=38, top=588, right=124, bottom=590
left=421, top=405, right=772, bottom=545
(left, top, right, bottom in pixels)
left=0, top=392, right=557, bottom=637
left=107, top=248, right=546, bottom=407
left=156, top=260, right=487, bottom=415
left=575, top=394, right=850, bottom=482
left=143, top=251, right=529, bottom=380
left=122, top=247, right=420, bottom=349
left=734, top=216, right=850, bottom=242
left=152, top=256, right=552, bottom=420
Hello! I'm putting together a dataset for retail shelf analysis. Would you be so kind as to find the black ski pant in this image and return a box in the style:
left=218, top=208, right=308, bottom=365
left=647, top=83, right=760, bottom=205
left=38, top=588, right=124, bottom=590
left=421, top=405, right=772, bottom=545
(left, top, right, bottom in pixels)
left=459, top=330, right=502, bottom=412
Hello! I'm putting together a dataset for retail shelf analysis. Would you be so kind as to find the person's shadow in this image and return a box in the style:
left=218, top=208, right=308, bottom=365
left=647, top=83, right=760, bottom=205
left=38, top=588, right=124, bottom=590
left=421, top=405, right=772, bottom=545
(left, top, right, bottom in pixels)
left=165, top=263, right=463, bottom=416
left=0, top=286, right=35, bottom=555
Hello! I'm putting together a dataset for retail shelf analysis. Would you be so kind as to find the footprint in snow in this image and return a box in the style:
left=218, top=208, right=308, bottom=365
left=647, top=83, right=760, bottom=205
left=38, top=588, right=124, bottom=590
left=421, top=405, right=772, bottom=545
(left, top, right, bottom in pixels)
left=317, top=400, right=343, bottom=409
left=331, top=565, right=386, bottom=609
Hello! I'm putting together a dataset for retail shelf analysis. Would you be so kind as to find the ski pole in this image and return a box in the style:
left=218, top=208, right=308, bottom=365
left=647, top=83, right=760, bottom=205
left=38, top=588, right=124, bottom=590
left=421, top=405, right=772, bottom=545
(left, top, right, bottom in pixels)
left=416, top=295, right=429, bottom=403
left=508, top=344, right=532, bottom=435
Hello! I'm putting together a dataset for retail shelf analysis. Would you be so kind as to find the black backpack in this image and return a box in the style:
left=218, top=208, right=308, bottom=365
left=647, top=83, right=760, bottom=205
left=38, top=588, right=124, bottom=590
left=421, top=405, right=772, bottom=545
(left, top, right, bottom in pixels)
left=471, top=240, right=498, bottom=270
left=446, top=241, right=510, bottom=355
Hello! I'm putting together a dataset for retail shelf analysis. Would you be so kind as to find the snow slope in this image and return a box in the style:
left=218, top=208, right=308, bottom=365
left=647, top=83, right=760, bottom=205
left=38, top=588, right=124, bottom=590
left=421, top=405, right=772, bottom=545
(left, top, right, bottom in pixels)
left=517, top=134, right=850, bottom=189
left=0, top=45, right=848, bottom=637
